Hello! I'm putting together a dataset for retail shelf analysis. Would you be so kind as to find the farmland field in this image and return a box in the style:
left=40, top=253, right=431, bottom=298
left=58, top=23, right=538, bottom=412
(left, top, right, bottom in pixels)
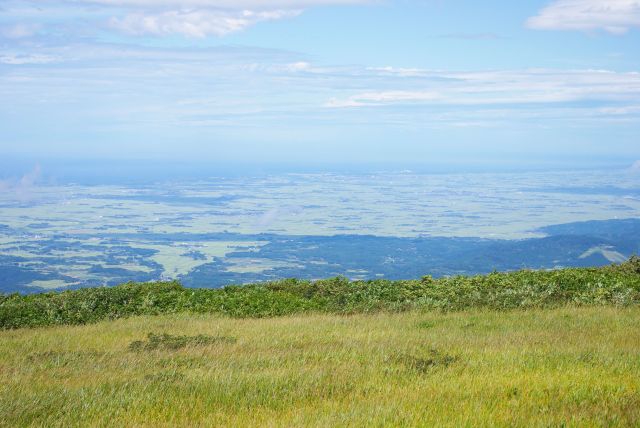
left=2, top=169, right=640, bottom=293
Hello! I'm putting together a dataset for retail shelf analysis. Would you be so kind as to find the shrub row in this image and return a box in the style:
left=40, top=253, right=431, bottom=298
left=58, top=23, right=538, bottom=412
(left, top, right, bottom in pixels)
left=2, top=258, right=640, bottom=329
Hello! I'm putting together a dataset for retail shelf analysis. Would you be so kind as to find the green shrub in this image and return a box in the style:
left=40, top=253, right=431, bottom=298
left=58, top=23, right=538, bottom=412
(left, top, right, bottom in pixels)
left=2, top=259, right=640, bottom=330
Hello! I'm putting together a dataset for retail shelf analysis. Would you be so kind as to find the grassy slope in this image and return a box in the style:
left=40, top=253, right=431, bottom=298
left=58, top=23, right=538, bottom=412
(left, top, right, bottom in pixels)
left=1, top=307, right=639, bottom=427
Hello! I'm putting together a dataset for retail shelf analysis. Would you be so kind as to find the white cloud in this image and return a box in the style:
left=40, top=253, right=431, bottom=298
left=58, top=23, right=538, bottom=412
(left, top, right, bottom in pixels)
left=72, top=0, right=368, bottom=8
left=337, top=90, right=442, bottom=104
left=324, top=98, right=369, bottom=108
left=598, top=105, right=640, bottom=115
left=19, top=163, right=41, bottom=188
left=110, top=9, right=301, bottom=37
left=0, top=164, right=41, bottom=202
left=367, top=66, right=431, bottom=77
left=0, top=54, right=59, bottom=64
left=2, top=0, right=371, bottom=38
left=527, top=0, right=640, bottom=34
left=283, top=61, right=312, bottom=72
left=326, top=69, right=640, bottom=108
left=253, top=205, right=302, bottom=228
left=2, top=42, right=639, bottom=133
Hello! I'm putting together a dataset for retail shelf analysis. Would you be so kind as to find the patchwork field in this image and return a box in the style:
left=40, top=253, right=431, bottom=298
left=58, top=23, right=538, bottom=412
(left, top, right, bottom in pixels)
left=1, top=170, right=639, bottom=292
left=1, top=307, right=638, bottom=427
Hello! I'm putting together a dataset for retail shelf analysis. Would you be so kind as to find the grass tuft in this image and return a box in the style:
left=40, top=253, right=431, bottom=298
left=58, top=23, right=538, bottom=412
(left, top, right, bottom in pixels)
left=392, top=349, right=459, bottom=374
left=128, top=333, right=236, bottom=351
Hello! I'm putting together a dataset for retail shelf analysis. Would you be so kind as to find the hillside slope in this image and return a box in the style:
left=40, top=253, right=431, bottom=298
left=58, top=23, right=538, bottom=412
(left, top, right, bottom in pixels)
left=1, top=307, right=639, bottom=426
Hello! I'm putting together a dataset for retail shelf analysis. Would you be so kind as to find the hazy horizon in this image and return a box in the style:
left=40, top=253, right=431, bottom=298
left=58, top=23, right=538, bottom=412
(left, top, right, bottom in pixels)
left=0, top=156, right=638, bottom=186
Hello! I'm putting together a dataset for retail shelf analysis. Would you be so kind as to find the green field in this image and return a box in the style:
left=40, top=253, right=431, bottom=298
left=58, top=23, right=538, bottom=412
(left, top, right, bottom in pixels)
left=1, top=307, right=639, bottom=427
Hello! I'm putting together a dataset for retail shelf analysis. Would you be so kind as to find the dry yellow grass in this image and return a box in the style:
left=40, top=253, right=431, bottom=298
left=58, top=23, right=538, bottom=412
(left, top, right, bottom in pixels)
left=1, top=307, right=639, bottom=427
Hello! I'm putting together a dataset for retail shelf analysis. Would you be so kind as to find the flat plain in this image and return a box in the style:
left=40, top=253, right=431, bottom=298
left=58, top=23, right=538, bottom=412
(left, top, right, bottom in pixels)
left=2, top=170, right=640, bottom=293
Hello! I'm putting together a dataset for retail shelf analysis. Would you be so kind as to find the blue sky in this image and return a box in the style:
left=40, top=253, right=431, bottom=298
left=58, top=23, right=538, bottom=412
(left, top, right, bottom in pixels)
left=1, top=0, right=640, bottom=167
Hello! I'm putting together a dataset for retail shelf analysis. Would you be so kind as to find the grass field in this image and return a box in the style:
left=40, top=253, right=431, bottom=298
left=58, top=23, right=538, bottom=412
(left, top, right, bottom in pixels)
left=1, top=307, right=639, bottom=427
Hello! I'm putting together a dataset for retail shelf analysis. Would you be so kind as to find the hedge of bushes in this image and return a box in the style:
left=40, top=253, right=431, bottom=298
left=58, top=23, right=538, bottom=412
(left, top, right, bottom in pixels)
left=2, top=257, right=639, bottom=329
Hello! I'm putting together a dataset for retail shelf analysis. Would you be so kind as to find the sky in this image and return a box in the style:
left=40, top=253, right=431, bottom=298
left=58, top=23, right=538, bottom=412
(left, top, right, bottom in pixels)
left=1, top=0, right=640, bottom=167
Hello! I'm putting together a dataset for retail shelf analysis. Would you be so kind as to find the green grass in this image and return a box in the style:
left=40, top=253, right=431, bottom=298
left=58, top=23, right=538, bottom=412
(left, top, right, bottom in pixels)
left=1, top=307, right=639, bottom=426
left=2, top=257, right=640, bottom=330
left=2, top=259, right=640, bottom=426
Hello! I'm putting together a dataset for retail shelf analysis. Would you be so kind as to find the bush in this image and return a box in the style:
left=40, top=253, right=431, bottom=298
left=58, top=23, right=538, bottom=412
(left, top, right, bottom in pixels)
left=2, top=260, right=640, bottom=330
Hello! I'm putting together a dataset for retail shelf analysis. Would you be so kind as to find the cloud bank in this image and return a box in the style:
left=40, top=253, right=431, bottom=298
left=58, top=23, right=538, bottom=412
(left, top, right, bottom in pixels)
left=527, top=0, right=640, bottom=34
left=109, top=9, right=302, bottom=37
left=1, top=0, right=370, bottom=38
left=326, top=69, right=640, bottom=108
left=72, top=0, right=368, bottom=7
left=2, top=42, right=639, bottom=138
